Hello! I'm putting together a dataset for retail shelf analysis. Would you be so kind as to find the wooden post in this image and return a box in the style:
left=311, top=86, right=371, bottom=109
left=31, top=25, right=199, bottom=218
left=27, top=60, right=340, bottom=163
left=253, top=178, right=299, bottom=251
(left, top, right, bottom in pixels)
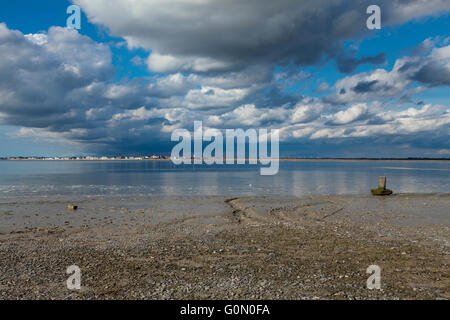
left=378, top=177, right=387, bottom=190
left=372, top=176, right=392, bottom=196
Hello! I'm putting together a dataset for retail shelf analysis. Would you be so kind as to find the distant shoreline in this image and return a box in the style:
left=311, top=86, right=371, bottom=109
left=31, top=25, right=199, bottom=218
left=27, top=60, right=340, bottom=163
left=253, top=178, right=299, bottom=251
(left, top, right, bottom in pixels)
left=279, top=158, right=450, bottom=162
left=1, top=158, right=449, bottom=162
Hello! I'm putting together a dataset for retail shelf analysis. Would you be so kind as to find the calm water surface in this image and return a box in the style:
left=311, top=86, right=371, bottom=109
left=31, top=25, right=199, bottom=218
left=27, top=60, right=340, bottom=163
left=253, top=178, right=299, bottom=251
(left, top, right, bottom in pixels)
left=0, top=160, right=448, bottom=197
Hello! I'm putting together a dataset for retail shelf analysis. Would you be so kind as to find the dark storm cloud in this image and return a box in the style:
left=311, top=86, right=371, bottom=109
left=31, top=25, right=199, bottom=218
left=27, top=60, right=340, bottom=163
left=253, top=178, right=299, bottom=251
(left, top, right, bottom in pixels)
left=0, top=24, right=113, bottom=123
left=336, top=53, right=386, bottom=74
left=0, top=24, right=176, bottom=152
left=399, top=41, right=450, bottom=87
left=352, top=80, right=379, bottom=93
left=411, top=62, right=450, bottom=86
left=75, top=0, right=450, bottom=73
left=324, top=41, right=450, bottom=106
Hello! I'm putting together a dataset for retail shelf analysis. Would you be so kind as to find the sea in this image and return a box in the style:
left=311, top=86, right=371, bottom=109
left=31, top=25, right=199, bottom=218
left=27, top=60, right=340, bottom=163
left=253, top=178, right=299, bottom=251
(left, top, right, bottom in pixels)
left=0, top=160, right=448, bottom=197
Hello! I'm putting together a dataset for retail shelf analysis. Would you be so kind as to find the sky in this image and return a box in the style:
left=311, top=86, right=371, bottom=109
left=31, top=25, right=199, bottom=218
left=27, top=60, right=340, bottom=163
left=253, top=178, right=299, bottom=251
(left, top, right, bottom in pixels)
left=0, top=0, right=449, bottom=158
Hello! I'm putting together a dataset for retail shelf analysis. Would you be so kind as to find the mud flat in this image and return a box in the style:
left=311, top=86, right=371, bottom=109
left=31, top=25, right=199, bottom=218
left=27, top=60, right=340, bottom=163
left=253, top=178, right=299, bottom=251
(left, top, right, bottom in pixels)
left=0, top=193, right=448, bottom=300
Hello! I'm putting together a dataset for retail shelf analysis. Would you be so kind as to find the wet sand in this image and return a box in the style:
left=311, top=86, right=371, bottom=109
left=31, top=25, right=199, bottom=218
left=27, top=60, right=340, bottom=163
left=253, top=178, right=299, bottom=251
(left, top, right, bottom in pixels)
left=0, top=194, right=448, bottom=300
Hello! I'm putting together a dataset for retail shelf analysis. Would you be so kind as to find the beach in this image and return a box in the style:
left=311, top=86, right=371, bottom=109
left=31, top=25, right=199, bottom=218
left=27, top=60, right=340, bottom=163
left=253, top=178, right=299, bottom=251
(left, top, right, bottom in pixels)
left=1, top=0, right=450, bottom=306
left=0, top=193, right=448, bottom=300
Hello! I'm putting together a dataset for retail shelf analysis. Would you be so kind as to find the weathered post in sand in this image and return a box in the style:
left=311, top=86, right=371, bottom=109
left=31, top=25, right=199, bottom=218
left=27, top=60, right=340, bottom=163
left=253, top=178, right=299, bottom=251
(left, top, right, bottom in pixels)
left=371, top=176, right=393, bottom=196
left=378, top=176, right=387, bottom=189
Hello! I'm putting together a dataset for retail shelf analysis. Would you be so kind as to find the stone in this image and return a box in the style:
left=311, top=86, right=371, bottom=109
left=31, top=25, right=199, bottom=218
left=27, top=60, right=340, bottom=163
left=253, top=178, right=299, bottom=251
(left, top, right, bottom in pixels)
left=371, top=188, right=393, bottom=196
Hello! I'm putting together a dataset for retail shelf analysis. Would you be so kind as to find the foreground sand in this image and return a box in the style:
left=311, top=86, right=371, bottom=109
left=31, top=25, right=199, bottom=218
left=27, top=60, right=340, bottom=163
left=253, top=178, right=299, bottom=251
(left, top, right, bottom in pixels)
left=0, top=194, right=448, bottom=300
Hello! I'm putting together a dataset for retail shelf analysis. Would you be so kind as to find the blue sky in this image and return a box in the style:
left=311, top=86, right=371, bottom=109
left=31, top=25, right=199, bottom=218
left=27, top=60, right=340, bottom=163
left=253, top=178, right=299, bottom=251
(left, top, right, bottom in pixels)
left=0, top=0, right=449, bottom=157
